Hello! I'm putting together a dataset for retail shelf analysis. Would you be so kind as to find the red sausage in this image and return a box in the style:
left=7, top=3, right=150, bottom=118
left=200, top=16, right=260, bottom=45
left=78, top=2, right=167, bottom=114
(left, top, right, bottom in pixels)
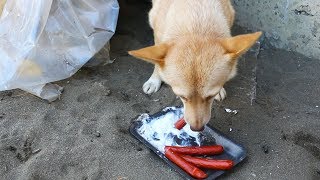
left=165, top=148, right=208, bottom=179
left=165, top=145, right=224, bottom=155
left=181, top=155, right=234, bottom=170
left=174, top=118, right=186, bottom=130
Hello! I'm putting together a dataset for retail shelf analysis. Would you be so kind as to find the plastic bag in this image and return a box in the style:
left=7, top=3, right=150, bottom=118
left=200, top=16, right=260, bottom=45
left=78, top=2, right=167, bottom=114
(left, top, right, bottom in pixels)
left=0, top=0, right=119, bottom=101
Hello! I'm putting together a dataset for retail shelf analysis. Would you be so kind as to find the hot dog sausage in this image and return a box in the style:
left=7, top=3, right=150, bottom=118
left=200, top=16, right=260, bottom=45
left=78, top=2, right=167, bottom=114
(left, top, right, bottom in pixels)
left=181, top=155, right=234, bottom=170
left=174, top=118, right=186, bottom=130
left=165, top=148, right=208, bottom=179
left=165, top=145, right=224, bottom=155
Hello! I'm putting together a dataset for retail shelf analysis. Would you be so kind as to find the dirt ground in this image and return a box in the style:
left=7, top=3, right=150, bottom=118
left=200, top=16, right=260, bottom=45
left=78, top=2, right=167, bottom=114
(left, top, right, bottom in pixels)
left=1, top=0, right=320, bottom=179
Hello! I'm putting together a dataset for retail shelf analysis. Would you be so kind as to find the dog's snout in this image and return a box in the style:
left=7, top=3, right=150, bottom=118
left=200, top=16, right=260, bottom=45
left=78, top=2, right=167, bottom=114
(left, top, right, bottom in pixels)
left=190, top=125, right=205, bottom=132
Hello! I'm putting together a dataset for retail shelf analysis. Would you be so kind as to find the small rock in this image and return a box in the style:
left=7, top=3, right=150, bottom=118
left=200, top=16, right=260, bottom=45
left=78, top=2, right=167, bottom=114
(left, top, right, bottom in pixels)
left=6, top=92, right=13, bottom=97
left=225, top=108, right=238, bottom=115
left=281, top=133, right=287, bottom=141
left=262, top=145, right=269, bottom=154
left=7, top=146, right=17, bottom=152
left=120, top=92, right=130, bottom=101
left=104, top=89, right=111, bottom=96
left=93, top=131, right=101, bottom=137
left=16, top=153, right=24, bottom=162
left=136, top=147, right=143, bottom=151
left=32, top=149, right=42, bottom=154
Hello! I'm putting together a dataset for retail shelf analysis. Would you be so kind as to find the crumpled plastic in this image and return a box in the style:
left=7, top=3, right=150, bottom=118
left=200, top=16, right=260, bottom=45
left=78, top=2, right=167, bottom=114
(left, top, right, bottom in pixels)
left=0, top=0, right=119, bottom=102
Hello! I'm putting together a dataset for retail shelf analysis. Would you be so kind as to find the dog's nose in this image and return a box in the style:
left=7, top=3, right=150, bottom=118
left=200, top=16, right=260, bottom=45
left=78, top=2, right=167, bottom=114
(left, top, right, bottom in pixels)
left=190, top=126, right=205, bottom=132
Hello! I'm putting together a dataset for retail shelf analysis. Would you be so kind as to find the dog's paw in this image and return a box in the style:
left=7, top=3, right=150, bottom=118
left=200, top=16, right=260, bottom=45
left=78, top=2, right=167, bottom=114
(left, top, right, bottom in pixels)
left=143, top=77, right=162, bottom=94
left=214, top=87, right=227, bottom=101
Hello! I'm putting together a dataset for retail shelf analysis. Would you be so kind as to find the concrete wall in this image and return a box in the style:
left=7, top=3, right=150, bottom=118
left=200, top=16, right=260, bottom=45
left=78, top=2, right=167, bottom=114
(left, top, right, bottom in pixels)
left=232, top=0, right=320, bottom=59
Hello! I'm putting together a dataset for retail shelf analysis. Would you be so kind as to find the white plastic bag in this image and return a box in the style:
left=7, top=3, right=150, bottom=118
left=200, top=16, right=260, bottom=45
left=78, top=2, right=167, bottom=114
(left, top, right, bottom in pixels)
left=0, top=0, right=119, bottom=101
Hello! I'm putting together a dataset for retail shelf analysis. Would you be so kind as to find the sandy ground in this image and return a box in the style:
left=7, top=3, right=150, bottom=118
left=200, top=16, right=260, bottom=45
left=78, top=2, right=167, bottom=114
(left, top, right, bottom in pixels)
left=1, top=0, right=320, bottom=179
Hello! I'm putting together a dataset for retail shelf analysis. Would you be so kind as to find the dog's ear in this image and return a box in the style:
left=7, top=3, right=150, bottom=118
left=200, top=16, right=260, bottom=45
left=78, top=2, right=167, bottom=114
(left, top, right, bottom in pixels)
left=219, top=32, right=262, bottom=58
left=128, top=43, right=172, bottom=65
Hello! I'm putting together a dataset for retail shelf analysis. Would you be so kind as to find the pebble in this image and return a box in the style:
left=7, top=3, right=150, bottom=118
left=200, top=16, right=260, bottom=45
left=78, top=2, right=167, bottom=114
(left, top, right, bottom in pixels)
left=93, top=131, right=101, bottom=137
left=262, top=145, right=269, bottom=154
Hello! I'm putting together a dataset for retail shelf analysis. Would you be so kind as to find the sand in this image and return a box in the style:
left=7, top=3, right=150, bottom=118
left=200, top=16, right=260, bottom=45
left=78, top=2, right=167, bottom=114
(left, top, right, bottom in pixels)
left=0, top=0, right=320, bottom=179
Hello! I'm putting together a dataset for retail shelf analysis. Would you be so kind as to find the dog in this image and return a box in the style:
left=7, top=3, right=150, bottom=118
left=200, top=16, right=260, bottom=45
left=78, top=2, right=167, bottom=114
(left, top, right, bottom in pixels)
left=129, top=0, right=261, bottom=131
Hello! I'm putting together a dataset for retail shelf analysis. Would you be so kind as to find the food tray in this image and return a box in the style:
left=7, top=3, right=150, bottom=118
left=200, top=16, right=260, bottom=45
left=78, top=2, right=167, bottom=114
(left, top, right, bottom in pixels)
left=129, top=107, right=246, bottom=179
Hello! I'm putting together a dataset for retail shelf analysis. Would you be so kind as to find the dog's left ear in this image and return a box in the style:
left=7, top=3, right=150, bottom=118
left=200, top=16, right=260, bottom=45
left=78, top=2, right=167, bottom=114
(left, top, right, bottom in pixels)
left=220, top=32, right=262, bottom=58
left=128, top=42, right=173, bottom=65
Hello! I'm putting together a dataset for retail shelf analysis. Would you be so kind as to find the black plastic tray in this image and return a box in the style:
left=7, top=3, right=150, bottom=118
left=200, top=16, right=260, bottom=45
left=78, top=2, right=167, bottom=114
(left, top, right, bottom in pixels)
left=129, top=107, right=246, bottom=180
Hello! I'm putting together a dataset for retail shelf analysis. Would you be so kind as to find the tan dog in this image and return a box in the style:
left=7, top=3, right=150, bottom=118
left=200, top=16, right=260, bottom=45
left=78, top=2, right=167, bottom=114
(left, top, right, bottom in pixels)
left=129, top=0, right=261, bottom=131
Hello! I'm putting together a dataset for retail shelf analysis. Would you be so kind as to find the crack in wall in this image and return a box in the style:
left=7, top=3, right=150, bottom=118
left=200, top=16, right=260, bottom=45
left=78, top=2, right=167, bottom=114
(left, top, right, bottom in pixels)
left=250, top=41, right=261, bottom=106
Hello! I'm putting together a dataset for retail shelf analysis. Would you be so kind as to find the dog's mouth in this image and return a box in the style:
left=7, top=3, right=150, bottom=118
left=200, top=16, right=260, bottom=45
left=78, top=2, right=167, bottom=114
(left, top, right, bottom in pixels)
left=190, top=126, right=205, bottom=132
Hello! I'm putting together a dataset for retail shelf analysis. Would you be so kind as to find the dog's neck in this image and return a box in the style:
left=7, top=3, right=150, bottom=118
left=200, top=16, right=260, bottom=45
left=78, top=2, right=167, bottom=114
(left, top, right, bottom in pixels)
left=162, top=31, right=230, bottom=43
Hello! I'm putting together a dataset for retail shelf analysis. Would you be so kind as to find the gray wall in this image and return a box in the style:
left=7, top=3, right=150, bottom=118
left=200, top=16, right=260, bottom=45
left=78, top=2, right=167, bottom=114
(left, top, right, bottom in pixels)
left=232, top=0, right=319, bottom=58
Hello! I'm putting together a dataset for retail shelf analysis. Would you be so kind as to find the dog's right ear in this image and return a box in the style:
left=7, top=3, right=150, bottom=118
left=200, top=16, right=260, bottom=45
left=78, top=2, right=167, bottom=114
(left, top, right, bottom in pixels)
left=219, top=32, right=262, bottom=58
left=128, top=43, right=172, bottom=65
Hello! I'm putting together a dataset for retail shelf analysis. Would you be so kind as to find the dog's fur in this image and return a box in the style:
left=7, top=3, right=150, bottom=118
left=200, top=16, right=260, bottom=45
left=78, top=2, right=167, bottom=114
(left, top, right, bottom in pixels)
left=129, top=0, right=261, bottom=131
left=0, top=0, right=6, bottom=15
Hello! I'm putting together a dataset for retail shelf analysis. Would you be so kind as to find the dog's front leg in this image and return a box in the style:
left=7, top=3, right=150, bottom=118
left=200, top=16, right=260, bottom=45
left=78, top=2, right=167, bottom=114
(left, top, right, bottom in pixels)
left=143, top=65, right=162, bottom=94
left=214, top=87, right=227, bottom=101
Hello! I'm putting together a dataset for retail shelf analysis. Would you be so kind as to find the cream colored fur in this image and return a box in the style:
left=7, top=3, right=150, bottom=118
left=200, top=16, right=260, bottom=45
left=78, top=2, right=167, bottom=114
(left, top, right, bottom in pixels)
left=129, top=0, right=261, bottom=131
left=0, top=0, right=6, bottom=16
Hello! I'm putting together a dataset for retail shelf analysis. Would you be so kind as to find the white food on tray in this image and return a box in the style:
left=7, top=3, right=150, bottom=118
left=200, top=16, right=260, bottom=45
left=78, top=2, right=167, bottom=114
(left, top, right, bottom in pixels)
left=137, top=107, right=201, bottom=153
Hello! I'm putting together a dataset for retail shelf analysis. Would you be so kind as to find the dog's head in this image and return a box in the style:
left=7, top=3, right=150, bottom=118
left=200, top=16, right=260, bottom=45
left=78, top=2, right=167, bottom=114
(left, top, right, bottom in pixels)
left=129, top=32, right=261, bottom=131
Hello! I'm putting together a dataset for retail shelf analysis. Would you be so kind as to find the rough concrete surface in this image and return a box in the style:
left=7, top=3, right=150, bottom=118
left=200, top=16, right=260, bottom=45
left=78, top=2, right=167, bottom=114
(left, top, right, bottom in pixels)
left=1, top=0, right=320, bottom=180
left=232, top=0, right=320, bottom=59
